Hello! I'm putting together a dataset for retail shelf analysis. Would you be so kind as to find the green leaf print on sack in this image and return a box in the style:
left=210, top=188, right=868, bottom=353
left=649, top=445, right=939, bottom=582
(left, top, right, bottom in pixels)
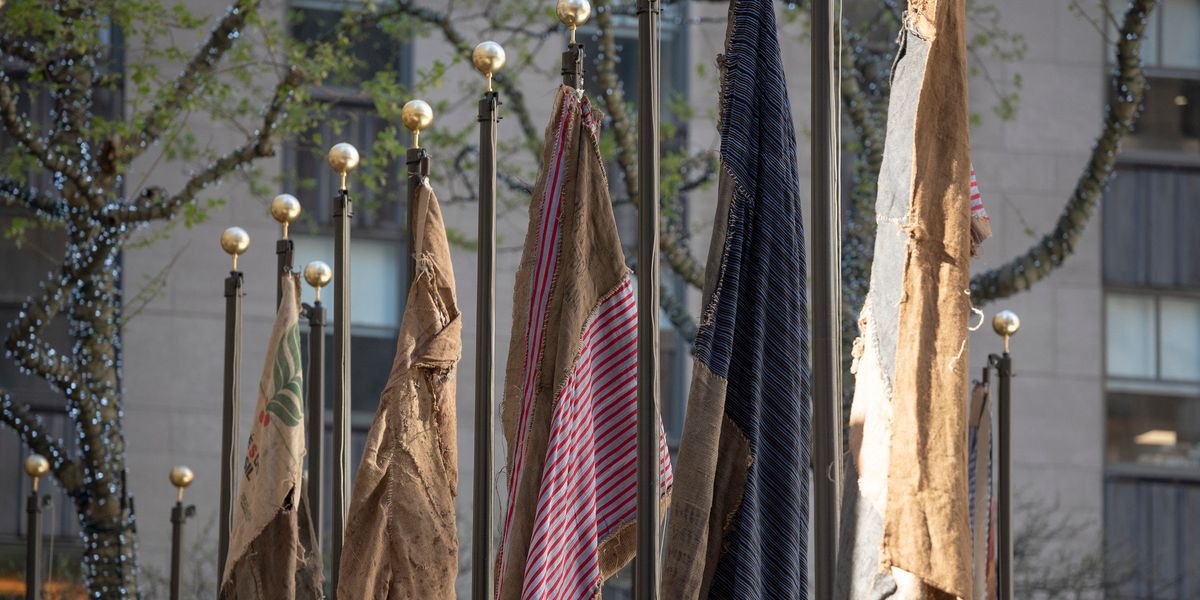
left=266, top=323, right=303, bottom=427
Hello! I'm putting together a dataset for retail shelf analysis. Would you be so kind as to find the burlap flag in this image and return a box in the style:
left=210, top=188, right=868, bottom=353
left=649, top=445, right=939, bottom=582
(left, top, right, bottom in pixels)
left=337, top=178, right=462, bottom=599
left=837, top=0, right=977, bottom=598
left=660, top=1, right=812, bottom=598
left=495, top=85, right=674, bottom=600
left=221, top=274, right=322, bottom=599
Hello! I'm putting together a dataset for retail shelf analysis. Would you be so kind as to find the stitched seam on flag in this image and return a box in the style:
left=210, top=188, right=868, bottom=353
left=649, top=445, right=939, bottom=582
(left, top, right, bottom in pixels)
left=497, top=90, right=577, bottom=595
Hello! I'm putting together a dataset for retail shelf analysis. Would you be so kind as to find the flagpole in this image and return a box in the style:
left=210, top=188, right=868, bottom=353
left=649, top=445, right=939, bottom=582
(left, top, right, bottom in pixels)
left=472, top=40, right=505, bottom=600
left=24, top=455, right=47, bottom=600
left=271, top=194, right=301, bottom=307
left=635, top=0, right=661, bottom=597
left=402, top=100, right=433, bottom=292
left=327, top=143, right=359, bottom=599
left=990, top=310, right=1019, bottom=600
left=217, top=226, right=249, bottom=587
left=303, top=261, right=331, bottom=552
left=811, top=0, right=843, bottom=596
left=168, top=466, right=194, bottom=600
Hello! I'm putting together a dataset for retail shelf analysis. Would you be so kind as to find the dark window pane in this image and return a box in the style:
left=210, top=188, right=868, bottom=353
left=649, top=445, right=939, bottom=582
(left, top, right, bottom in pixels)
left=1121, top=76, right=1200, bottom=154
left=1104, top=167, right=1200, bottom=289
left=290, top=4, right=407, bottom=88
left=1105, top=475, right=1200, bottom=598
left=1106, top=392, right=1200, bottom=469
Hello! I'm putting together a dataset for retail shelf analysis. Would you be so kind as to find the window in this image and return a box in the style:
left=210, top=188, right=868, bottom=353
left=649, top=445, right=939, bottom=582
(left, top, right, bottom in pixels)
left=1103, top=162, right=1200, bottom=597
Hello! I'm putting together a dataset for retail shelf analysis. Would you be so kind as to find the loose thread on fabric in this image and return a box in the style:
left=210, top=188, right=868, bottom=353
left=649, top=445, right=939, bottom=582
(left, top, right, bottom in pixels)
left=949, top=290, right=983, bottom=371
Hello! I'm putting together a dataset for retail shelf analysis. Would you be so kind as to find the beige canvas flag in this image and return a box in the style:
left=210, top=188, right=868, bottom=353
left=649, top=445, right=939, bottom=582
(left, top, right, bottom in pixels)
left=221, top=274, right=322, bottom=599
left=836, top=0, right=976, bottom=598
left=337, top=179, right=462, bottom=599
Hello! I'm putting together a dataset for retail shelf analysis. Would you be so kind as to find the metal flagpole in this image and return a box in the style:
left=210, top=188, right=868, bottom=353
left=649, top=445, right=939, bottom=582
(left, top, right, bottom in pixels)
left=327, top=142, right=359, bottom=599
left=402, top=100, right=433, bottom=292
left=811, top=0, right=843, bottom=596
left=990, top=310, right=1020, bottom=600
left=23, top=455, right=48, bottom=600
left=472, top=40, right=505, bottom=600
left=217, top=226, right=249, bottom=586
left=168, top=466, right=195, bottom=600
left=272, top=194, right=301, bottom=307
left=635, top=0, right=661, bottom=597
left=303, top=261, right=331, bottom=551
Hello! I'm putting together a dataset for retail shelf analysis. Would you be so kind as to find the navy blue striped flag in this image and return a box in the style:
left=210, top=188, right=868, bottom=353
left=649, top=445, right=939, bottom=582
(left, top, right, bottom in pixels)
left=661, top=1, right=810, bottom=598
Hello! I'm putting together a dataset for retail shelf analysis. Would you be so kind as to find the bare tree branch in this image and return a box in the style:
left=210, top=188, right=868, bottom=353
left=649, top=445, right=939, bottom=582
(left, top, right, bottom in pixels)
left=0, top=177, right=68, bottom=219
left=0, top=388, right=85, bottom=497
left=970, top=0, right=1156, bottom=303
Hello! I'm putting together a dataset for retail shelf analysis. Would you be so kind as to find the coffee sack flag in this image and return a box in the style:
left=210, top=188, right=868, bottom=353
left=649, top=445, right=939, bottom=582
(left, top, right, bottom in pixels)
left=337, top=178, right=462, bottom=599
left=494, top=85, right=674, bottom=600
left=836, top=0, right=980, bottom=598
left=660, top=1, right=812, bottom=598
left=221, top=274, right=323, bottom=599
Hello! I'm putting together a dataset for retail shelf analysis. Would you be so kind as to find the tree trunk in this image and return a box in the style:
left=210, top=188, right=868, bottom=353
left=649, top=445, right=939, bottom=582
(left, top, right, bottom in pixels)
left=70, top=226, right=140, bottom=597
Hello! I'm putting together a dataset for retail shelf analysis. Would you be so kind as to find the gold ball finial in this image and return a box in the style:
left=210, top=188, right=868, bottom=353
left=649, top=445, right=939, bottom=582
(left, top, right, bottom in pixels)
left=220, top=226, right=250, bottom=271
left=992, top=310, right=1021, bottom=337
left=270, top=193, right=301, bottom=224
left=327, top=143, right=360, bottom=174
left=401, top=100, right=434, bottom=148
left=170, top=465, right=194, bottom=489
left=270, top=193, right=301, bottom=239
left=170, top=465, right=194, bottom=502
left=557, top=0, right=592, bottom=30
left=303, top=260, right=333, bottom=301
left=327, top=143, right=360, bottom=191
left=25, top=454, right=49, bottom=493
left=992, top=309, right=1020, bottom=352
left=24, top=454, right=49, bottom=479
left=473, top=42, right=507, bottom=91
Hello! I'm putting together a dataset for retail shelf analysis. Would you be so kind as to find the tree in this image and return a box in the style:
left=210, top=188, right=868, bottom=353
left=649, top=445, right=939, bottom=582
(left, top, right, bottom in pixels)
left=0, top=0, right=1156, bottom=597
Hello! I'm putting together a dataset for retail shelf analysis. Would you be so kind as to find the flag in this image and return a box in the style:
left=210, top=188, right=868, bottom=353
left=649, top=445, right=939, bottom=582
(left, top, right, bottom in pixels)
left=495, top=85, right=674, bottom=600
left=968, top=380, right=994, bottom=600
left=837, top=0, right=976, bottom=598
left=660, top=2, right=810, bottom=598
left=337, top=178, right=462, bottom=598
left=221, top=274, right=323, bottom=599
left=969, top=167, right=992, bottom=254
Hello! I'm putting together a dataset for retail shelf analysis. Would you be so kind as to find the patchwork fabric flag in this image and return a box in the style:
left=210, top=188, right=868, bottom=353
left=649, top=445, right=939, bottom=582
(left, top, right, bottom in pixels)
left=221, top=274, right=323, bottom=599
left=495, top=85, right=674, bottom=600
left=337, top=179, right=462, bottom=598
left=837, top=0, right=977, bottom=598
left=660, top=1, right=811, bottom=598
left=968, top=380, right=995, bottom=600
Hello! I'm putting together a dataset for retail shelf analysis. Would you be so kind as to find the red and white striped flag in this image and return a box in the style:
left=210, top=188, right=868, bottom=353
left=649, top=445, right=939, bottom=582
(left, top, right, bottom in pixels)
left=496, top=85, right=673, bottom=600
